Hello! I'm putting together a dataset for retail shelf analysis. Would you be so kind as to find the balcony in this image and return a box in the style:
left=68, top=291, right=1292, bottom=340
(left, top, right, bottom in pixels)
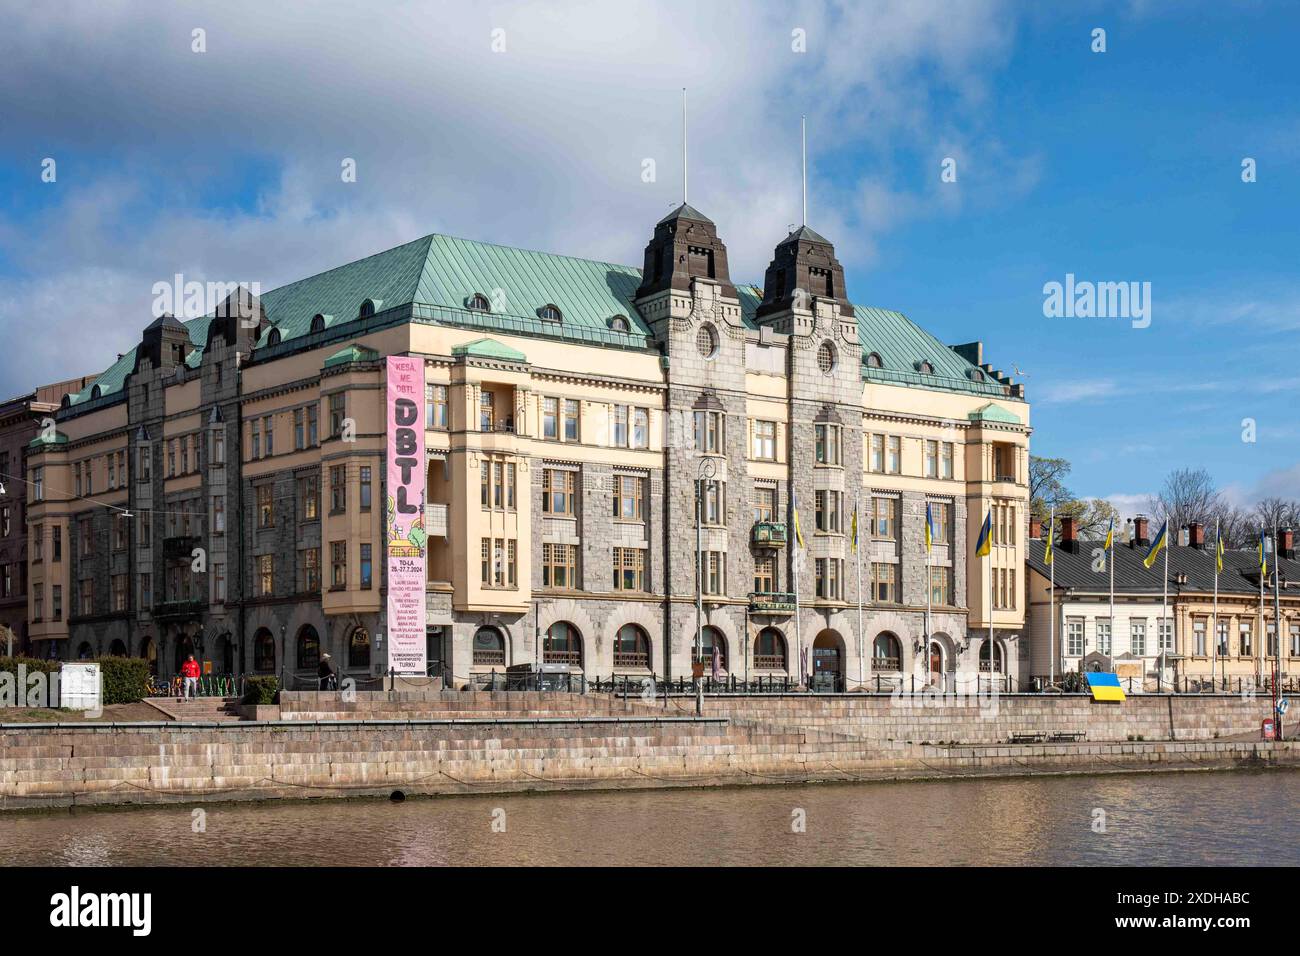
left=751, top=521, right=787, bottom=548
left=153, top=600, right=204, bottom=621
left=162, top=535, right=201, bottom=560
left=872, top=656, right=901, bottom=672
left=749, top=591, right=797, bottom=614
left=424, top=502, right=448, bottom=538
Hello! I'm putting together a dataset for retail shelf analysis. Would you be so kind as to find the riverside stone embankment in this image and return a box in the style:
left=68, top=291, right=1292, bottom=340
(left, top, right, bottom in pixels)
left=0, top=691, right=1295, bottom=810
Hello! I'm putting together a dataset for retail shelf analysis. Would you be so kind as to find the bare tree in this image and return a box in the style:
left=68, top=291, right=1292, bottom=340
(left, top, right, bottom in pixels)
left=1252, top=497, right=1300, bottom=535
left=1209, top=502, right=1255, bottom=549
left=1147, top=467, right=1221, bottom=534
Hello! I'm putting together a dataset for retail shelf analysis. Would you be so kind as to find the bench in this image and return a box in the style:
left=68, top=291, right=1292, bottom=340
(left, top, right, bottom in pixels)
left=1009, top=732, right=1046, bottom=743
left=1047, top=732, right=1086, bottom=743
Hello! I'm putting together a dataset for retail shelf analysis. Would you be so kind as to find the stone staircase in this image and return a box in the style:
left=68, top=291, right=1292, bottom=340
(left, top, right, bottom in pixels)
left=143, top=696, right=244, bottom=723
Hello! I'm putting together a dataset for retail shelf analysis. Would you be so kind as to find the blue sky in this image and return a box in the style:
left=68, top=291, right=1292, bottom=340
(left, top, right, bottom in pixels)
left=0, top=0, right=1296, bottom=513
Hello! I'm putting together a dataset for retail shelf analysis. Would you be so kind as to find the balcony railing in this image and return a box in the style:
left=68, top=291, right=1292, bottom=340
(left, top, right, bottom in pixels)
left=752, top=654, right=786, bottom=670
left=472, top=649, right=505, bottom=666
left=424, top=502, right=448, bottom=538
left=872, top=656, right=901, bottom=672
left=543, top=648, right=582, bottom=666
left=153, top=600, right=204, bottom=621
left=751, top=521, right=787, bottom=548
left=613, top=651, right=649, bottom=668
left=749, top=591, right=796, bottom=614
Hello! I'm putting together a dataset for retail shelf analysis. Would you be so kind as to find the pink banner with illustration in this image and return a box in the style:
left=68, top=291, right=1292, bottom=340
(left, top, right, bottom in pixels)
left=386, top=356, right=427, bottom=674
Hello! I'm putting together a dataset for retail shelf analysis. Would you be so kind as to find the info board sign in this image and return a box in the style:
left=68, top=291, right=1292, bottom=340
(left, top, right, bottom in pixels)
left=386, top=355, right=428, bottom=675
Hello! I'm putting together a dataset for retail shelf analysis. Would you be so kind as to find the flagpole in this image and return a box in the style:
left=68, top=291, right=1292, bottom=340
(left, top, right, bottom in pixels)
left=989, top=540, right=995, bottom=692
left=1048, top=506, right=1055, bottom=688
left=925, top=507, right=932, bottom=689
left=793, top=492, right=803, bottom=688
left=1212, top=517, right=1219, bottom=692
left=1258, top=537, right=1265, bottom=689
left=1163, top=540, right=1169, bottom=690
left=856, top=498, right=864, bottom=691
left=1272, top=523, right=1283, bottom=738
left=1108, top=524, right=1115, bottom=666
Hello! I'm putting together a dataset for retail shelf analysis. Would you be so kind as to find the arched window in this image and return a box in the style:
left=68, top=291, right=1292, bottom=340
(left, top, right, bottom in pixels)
left=348, top=627, right=371, bottom=669
left=865, top=352, right=883, bottom=369
left=267, top=328, right=281, bottom=346
left=473, top=626, right=505, bottom=666
left=538, top=303, right=563, bottom=323
left=91, top=385, right=102, bottom=399
left=77, top=641, right=94, bottom=660
left=968, top=367, right=985, bottom=382
left=608, top=314, right=631, bottom=332
left=359, top=298, right=381, bottom=319
left=297, top=625, right=321, bottom=670
left=109, top=639, right=127, bottom=657
left=872, top=633, right=901, bottom=671
left=253, top=629, right=276, bottom=673
left=979, top=639, right=1004, bottom=673
left=467, top=293, right=491, bottom=313
left=310, top=314, right=327, bottom=333
left=917, top=360, right=934, bottom=374
left=544, top=621, right=582, bottom=666
left=754, top=628, right=787, bottom=670
left=694, top=625, right=727, bottom=669
left=613, top=624, right=650, bottom=668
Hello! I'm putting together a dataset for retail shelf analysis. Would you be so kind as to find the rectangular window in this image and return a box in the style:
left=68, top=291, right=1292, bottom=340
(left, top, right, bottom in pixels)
left=213, top=494, right=226, bottom=535
left=168, top=440, right=178, bottom=475
left=140, top=511, right=151, bottom=548
left=180, top=437, right=189, bottom=474
left=542, top=469, right=575, bottom=516
left=872, top=497, right=897, bottom=540
left=479, top=391, right=494, bottom=431
left=814, top=424, right=840, bottom=465
left=298, top=476, right=318, bottom=522
left=563, top=400, right=580, bottom=442
left=32, top=523, right=43, bottom=561
left=543, top=397, right=559, bottom=440
left=1067, top=618, right=1084, bottom=656
left=701, top=480, right=725, bottom=525
left=112, top=575, right=128, bottom=613
left=298, top=548, right=320, bottom=593
left=258, top=554, right=274, bottom=596
left=80, top=578, right=93, bottom=616
left=507, top=540, right=517, bottom=588
left=1290, top=623, right=1300, bottom=658
left=613, top=405, right=628, bottom=448
left=257, top=484, right=274, bottom=528
left=32, top=468, right=43, bottom=502
left=263, top=416, right=274, bottom=456
left=929, top=566, right=952, bottom=606
left=887, top=436, right=901, bottom=474
left=753, top=555, right=775, bottom=594
left=330, top=393, right=346, bottom=437
left=139, top=446, right=152, bottom=480
left=1, top=565, right=9, bottom=598
left=108, top=454, right=116, bottom=489
left=814, top=490, right=841, bottom=533
left=941, top=442, right=954, bottom=479
left=613, top=547, right=646, bottom=592
left=213, top=562, right=226, bottom=603
left=426, top=384, right=448, bottom=429
left=871, top=563, right=897, bottom=603
left=79, top=520, right=91, bottom=557
left=0, top=506, right=7, bottom=538
left=929, top=501, right=951, bottom=544
left=480, top=538, right=490, bottom=586
left=1194, top=619, right=1207, bottom=656
left=1267, top=621, right=1278, bottom=658
left=925, top=440, right=938, bottom=478
left=542, top=543, right=578, bottom=589
left=294, top=408, right=305, bottom=450
left=815, top=558, right=842, bottom=600
left=632, top=407, right=649, bottom=449
left=249, top=422, right=259, bottom=462
left=694, top=410, right=723, bottom=454
left=753, top=486, right=776, bottom=523
left=614, top=475, right=645, bottom=521
left=331, top=466, right=346, bottom=513
left=360, top=543, right=373, bottom=589
left=51, top=585, right=62, bottom=621
left=211, top=429, right=224, bottom=466
left=113, top=516, right=128, bottom=551
left=702, top=550, right=726, bottom=595
left=1159, top=617, right=1174, bottom=652
left=1217, top=620, right=1230, bottom=657
left=1097, top=618, right=1112, bottom=656
left=493, top=462, right=504, bottom=509
left=870, top=434, right=884, bottom=473
left=1130, top=619, right=1147, bottom=657
left=752, top=420, right=776, bottom=460
left=33, top=583, right=43, bottom=622
left=1239, top=621, right=1253, bottom=657
left=307, top=405, right=318, bottom=447
left=359, top=466, right=372, bottom=511
left=331, top=542, right=347, bottom=588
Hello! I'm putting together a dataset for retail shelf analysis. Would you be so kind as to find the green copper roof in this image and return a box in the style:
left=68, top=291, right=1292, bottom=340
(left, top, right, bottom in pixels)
left=323, top=343, right=380, bottom=368
left=451, top=337, right=528, bottom=363
left=28, top=430, right=68, bottom=449
left=968, top=402, right=1023, bottom=424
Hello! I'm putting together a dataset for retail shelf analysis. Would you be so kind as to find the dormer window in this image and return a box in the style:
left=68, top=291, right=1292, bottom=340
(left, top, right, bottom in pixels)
left=968, top=368, right=985, bottom=382
left=359, top=298, right=381, bottom=319
left=310, top=314, right=328, bottom=333
left=865, top=352, right=883, bottom=369
left=608, top=314, right=631, bottom=332
left=917, top=360, right=934, bottom=374
left=539, top=304, right=563, bottom=323
left=268, top=328, right=281, bottom=346
left=90, top=385, right=102, bottom=399
left=467, top=293, right=491, bottom=313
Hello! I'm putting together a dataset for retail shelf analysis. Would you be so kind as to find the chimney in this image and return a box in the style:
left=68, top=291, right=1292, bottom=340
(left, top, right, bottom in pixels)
left=1188, top=522, right=1205, bottom=549
left=1133, top=515, right=1150, bottom=548
left=1029, top=516, right=1043, bottom=541
left=1280, top=528, right=1295, bottom=561
left=1060, top=516, right=1078, bottom=551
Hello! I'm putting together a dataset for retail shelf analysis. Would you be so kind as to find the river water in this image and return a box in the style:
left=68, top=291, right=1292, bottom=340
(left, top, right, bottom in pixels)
left=1, top=770, right=1296, bottom=866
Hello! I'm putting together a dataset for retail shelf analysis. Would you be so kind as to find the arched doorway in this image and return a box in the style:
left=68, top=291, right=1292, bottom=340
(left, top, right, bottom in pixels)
left=979, top=638, right=1004, bottom=673
left=215, top=633, right=234, bottom=675
left=109, top=639, right=127, bottom=657
left=472, top=626, right=506, bottom=666
left=297, top=625, right=321, bottom=670
left=753, top=627, right=787, bottom=671
left=928, top=633, right=954, bottom=691
left=872, top=632, right=902, bottom=672
left=544, top=622, right=582, bottom=667
left=695, top=625, right=727, bottom=672
left=613, top=624, right=650, bottom=670
left=140, top=636, right=157, bottom=675
left=812, top=630, right=844, bottom=692
left=173, top=633, right=196, bottom=673
left=76, top=641, right=94, bottom=660
left=253, top=628, right=276, bottom=674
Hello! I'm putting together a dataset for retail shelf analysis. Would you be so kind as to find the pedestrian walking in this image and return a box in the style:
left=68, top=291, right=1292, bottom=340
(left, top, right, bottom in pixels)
left=181, top=654, right=200, bottom=700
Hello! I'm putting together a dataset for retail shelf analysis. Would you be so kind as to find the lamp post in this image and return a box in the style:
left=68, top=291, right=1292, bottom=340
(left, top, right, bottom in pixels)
left=695, top=456, right=717, bottom=716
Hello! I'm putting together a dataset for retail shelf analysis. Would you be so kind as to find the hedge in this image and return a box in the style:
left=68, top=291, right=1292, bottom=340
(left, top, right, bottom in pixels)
left=93, top=657, right=150, bottom=705
left=242, top=675, right=279, bottom=705
left=0, top=656, right=61, bottom=677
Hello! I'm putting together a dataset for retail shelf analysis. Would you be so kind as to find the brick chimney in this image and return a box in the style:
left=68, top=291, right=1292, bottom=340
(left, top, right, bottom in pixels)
left=1029, top=516, right=1043, bottom=540
left=1280, top=528, right=1295, bottom=561
left=1060, top=515, right=1078, bottom=551
left=1188, top=522, right=1205, bottom=550
left=1132, top=515, right=1150, bottom=548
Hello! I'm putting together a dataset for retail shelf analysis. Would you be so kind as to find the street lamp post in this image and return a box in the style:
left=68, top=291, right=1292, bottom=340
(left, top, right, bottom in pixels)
left=695, top=457, right=717, bottom=716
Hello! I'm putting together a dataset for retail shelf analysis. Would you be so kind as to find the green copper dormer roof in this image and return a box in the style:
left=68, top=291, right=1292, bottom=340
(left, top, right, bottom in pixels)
left=323, top=343, right=380, bottom=369
left=28, top=430, right=69, bottom=449
left=451, top=337, right=528, bottom=363
left=968, top=402, right=1023, bottom=424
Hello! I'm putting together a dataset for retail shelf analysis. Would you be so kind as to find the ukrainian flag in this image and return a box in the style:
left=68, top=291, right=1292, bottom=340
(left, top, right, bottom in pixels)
left=1086, top=671, right=1126, bottom=702
left=1044, top=516, right=1054, bottom=566
left=1216, top=532, right=1225, bottom=573
left=1103, top=517, right=1114, bottom=551
left=850, top=504, right=858, bottom=554
left=1143, top=520, right=1168, bottom=569
left=924, top=501, right=934, bottom=553
left=975, top=509, right=992, bottom=557
left=1259, top=530, right=1268, bottom=577
left=792, top=491, right=805, bottom=549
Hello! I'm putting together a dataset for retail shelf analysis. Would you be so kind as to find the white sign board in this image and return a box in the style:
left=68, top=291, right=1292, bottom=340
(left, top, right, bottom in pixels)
left=60, top=663, right=101, bottom=712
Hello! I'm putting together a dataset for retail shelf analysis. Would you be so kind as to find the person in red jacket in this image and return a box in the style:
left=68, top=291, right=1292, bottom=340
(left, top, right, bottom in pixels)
left=181, top=655, right=200, bottom=700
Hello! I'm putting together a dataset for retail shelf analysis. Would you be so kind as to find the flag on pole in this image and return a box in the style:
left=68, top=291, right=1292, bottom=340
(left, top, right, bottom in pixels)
left=1103, top=517, right=1114, bottom=552
left=924, top=502, right=934, bottom=553
left=1143, top=520, right=1169, bottom=569
left=1216, top=530, right=1225, bottom=573
left=1259, top=530, right=1268, bottom=577
left=975, top=509, right=992, bottom=557
left=1044, top=514, right=1054, bottom=566
left=850, top=503, right=858, bottom=554
left=792, top=491, right=805, bottom=549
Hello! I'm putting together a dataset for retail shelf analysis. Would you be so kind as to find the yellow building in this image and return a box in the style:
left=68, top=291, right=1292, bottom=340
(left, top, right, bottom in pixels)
left=25, top=205, right=1030, bottom=690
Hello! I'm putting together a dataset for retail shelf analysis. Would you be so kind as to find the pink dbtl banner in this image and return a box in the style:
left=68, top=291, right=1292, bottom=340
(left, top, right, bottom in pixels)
left=385, top=356, right=427, bottom=674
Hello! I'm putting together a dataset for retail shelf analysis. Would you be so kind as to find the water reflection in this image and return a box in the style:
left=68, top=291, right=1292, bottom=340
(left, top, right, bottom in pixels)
left=0, top=770, right=1295, bottom=867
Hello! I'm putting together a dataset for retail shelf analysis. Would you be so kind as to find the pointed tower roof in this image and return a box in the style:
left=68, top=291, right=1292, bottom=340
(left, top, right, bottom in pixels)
left=657, top=202, right=713, bottom=226
left=755, top=224, right=854, bottom=321
left=634, top=203, right=736, bottom=301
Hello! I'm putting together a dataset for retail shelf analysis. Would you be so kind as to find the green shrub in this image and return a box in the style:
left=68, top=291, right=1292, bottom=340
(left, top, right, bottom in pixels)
left=0, top=656, right=60, bottom=676
left=1059, top=671, right=1089, bottom=693
left=93, top=657, right=150, bottom=705
left=242, top=676, right=279, bottom=705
